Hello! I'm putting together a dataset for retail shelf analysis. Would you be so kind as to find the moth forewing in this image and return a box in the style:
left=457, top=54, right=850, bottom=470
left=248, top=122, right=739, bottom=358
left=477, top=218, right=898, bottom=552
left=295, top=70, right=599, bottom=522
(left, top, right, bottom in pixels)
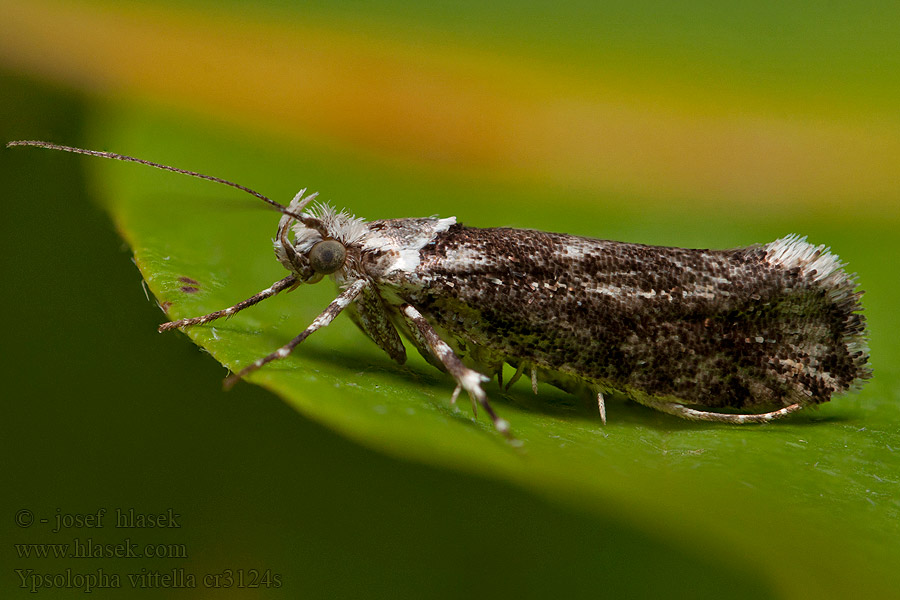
left=368, top=224, right=871, bottom=427
left=8, top=140, right=872, bottom=439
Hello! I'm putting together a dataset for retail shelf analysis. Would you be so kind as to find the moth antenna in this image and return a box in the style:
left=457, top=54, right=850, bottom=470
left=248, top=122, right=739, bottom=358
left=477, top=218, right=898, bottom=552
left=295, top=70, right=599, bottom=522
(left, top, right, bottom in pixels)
left=6, top=140, right=324, bottom=231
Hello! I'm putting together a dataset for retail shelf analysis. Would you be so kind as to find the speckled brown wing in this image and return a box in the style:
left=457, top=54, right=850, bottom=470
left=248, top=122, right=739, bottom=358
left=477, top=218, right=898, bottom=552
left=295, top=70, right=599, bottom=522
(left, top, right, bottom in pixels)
left=384, top=224, right=869, bottom=411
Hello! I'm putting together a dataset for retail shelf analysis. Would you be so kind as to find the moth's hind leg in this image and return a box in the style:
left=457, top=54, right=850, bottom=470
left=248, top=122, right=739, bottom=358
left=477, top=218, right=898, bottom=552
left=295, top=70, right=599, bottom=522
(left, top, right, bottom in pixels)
left=400, top=304, right=512, bottom=438
left=642, top=399, right=804, bottom=424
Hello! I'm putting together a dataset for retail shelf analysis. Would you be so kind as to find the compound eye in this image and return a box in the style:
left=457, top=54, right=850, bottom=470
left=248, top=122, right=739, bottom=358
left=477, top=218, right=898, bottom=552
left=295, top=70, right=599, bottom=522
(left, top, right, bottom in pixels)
left=308, top=239, right=346, bottom=274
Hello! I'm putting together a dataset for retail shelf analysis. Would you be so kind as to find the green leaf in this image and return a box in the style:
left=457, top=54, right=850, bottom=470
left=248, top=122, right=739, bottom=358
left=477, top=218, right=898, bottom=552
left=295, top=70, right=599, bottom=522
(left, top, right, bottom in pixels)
left=92, top=107, right=899, bottom=598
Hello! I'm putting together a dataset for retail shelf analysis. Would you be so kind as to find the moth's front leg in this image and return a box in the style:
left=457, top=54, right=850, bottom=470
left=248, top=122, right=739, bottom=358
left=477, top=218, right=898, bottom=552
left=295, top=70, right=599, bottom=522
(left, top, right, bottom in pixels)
left=400, top=304, right=512, bottom=438
left=158, top=275, right=298, bottom=332
left=223, top=279, right=369, bottom=388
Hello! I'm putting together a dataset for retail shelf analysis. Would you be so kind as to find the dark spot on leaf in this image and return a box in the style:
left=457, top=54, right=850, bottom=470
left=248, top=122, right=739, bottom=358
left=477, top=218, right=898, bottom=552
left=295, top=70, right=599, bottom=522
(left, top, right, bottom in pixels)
left=160, top=301, right=173, bottom=311
left=180, top=286, right=200, bottom=294
left=178, top=276, right=200, bottom=286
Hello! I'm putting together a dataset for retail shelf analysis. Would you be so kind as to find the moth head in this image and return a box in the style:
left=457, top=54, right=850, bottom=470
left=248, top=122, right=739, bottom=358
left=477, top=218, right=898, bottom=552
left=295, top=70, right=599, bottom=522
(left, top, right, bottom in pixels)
left=274, top=190, right=366, bottom=283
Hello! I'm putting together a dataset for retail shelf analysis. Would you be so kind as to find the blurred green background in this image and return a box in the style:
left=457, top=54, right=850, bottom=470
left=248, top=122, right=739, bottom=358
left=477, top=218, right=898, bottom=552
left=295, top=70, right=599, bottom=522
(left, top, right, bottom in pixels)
left=2, top=1, right=898, bottom=598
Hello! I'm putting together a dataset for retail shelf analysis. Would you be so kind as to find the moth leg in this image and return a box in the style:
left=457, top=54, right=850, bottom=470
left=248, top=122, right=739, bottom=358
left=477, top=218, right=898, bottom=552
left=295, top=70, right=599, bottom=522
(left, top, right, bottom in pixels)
left=505, top=361, right=526, bottom=391
left=159, top=275, right=298, bottom=332
left=449, top=384, right=478, bottom=417
left=450, top=384, right=463, bottom=405
left=504, top=361, right=539, bottom=395
left=597, top=391, right=607, bottom=425
left=400, top=304, right=512, bottom=438
left=647, top=401, right=804, bottom=424
left=223, top=279, right=368, bottom=389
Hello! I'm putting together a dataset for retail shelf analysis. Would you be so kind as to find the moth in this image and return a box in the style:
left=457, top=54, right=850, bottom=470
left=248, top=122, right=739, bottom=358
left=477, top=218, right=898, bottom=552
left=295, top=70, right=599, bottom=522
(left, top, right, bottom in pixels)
left=9, top=140, right=871, bottom=437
